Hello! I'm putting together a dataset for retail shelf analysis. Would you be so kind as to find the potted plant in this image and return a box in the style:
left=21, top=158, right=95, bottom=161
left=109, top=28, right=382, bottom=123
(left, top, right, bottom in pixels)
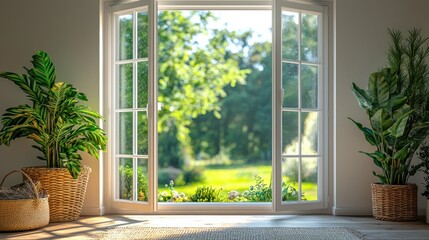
left=350, top=29, right=429, bottom=221
left=0, top=51, right=107, bottom=222
left=417, top=144, right=429, bottom=223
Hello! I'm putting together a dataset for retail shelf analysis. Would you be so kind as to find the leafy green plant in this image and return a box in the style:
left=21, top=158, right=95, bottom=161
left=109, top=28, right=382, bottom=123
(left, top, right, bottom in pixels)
left=350, top=29, right=429, bottom=185
left=418, top=143, right=429, bottom=199
left=0, top=51, right=107, bottom=178
left=282, top=182, right=306, bottom=201
left=119, top=165, right=148, bottom=201
left=190, top=186, right=222, bottom=202
left=242, top=175, right=272, bottom=202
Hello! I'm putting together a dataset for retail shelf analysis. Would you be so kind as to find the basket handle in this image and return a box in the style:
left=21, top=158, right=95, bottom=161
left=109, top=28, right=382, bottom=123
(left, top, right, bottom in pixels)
left=0, top=170, right=40, bottom=199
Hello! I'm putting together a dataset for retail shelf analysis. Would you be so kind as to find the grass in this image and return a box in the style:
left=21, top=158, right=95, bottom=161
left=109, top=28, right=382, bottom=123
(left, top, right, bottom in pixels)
left=158, top=163, right=318, bottom=201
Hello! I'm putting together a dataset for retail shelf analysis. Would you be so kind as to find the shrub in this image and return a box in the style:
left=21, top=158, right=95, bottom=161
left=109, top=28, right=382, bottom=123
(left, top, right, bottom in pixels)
left=190, top=186, right=222, bottom=202
left=242, top=175, right=272, bottom=202
left=119, top=165, right=148, bottom=201
left=183, top=167, right=205, bottom=184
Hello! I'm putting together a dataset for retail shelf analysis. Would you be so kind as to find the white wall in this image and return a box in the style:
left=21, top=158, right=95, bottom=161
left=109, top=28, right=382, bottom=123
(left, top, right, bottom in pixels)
left=334, top=0, right=429, bottom=215
left=0, top=0, right=103, bottom=215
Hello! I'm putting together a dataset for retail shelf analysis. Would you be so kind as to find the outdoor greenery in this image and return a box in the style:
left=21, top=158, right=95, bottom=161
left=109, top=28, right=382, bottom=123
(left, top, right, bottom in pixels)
left=116, top=10, right=320, bottom=201
left=119, top=164, right=148, bottom=201
left=350, top=29, right=429, bottom=185
left=0, top=51, right=107, bottom=178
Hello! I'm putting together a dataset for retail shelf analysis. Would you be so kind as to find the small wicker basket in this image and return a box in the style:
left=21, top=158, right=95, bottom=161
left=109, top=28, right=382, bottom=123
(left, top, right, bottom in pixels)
left=22, top=166, right=91, bottom=223
left=371, top=183, right=417, bottom=221
left=0, top=170, right=49, bottom=232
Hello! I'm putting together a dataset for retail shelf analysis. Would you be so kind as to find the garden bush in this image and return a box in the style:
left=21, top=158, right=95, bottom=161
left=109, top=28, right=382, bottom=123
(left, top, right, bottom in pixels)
left=119, top=165, right=148, bottom=201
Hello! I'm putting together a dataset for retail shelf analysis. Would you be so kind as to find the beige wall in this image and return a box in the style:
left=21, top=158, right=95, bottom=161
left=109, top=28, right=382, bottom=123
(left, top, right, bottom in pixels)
left=334, top=0, right=429, bottom=215
left=0, top=0, right=103, bottom=215
left=1, top=0, right=429, bottom=216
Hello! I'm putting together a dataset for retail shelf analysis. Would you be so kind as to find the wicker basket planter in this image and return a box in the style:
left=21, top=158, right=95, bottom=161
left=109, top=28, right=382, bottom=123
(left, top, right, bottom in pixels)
left=371, top=183, right=417, bottom=221
left=21, top=166, right=91, bottom=223
left=0, top=170, right=49, bottom=231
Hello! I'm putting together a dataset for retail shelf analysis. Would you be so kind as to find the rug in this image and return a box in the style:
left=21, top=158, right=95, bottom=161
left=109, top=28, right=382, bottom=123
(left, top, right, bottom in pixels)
left=94, top=227, right=365, bottom=240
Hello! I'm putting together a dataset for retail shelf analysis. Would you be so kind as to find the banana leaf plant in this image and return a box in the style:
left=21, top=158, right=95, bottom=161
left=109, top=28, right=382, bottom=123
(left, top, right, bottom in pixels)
left=350, top=68, right=425, bottom=184
left=0, top=51, right=107, bottom=178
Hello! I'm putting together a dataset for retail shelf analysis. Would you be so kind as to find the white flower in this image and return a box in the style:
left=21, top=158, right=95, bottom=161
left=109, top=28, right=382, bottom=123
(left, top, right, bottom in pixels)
left=228, top=190, right=239, bottom=200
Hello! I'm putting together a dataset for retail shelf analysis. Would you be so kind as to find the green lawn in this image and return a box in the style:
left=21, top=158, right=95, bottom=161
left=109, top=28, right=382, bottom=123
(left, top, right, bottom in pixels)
left=158, top=164, right=317, bottom=202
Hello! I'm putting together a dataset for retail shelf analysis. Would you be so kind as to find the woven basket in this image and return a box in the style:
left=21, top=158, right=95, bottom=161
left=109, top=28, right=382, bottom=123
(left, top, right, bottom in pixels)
left=0, top=170, right=49, bottom=231
left=371, top=183, right=417, bottom=221
left=21, top=166, right=91, bottom=223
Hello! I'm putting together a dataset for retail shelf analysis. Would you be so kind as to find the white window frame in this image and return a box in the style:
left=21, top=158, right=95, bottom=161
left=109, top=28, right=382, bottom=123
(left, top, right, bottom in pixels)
left=273, top=0, right=329, bottom=212
left=106, top=0, right=158, bottom=214
left=104, top=0, right=329, bottom=214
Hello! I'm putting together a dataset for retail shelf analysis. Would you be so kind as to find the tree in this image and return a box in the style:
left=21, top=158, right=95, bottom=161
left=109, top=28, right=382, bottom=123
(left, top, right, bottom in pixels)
left=157, top=11, right=250, bottom=167
left=189, top=41, right=273, bottom=162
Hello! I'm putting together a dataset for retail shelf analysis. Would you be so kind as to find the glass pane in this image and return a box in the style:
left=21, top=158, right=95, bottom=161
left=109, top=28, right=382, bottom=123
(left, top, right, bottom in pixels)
left=118, top=63, right=133, bottom=109
left=118, top=14, right=133, bottom=60
left=282, top=111, right=298, bottom=155
left=301, top=65, right=318, bottom=109
left=118, top=112, right=133, bottom=154
left=137, top=12, right=149, bottom=59
left=301, top=112, right=319, bottom=155
left=301, top=13, right=318, bottom=62
left=137, top=61, right=149, bottom=108
left=137, top=159, right=149, bottom=202
left=302, top=157, right=318, bottom=201
left=282, top=157, right=300, bottom=202
left=282, top=63, right=298, bottom=108
left=119, top=158, right=133, bottom=200
left=282, top=11, right=299, bottom=60
left=137, top=111, right=149, bottom=155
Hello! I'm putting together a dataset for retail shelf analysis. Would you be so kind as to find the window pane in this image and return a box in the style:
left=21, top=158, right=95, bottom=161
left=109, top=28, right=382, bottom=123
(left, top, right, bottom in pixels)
left=282, top=111, right=298, bottom=155
left=118, top=112, right=133, bottom=154
left=302, top=157, right=318, bottom=201
left=301, top=65, right=318, bottom=109
left=282, top=157, right=300, bottom=202
left=137, top=111, right=148, bottom=155
left=137, top=159, right=149, bottom=202
left=282, top=11, right=299, bottom=60
left=119, top=158, right=133, bottom=200
left=282, top=63, right=298, bottom=108
left=137, top=61, right=149, bottom=108
left=118, top=63, right=133, bottom=109
left=301, top=13, right=318, bottom=62
left=137, top=12, right=149, bottom=59
left=301, top=112, right=318, bottom=155
left=118, top=14, right=133, bottom=60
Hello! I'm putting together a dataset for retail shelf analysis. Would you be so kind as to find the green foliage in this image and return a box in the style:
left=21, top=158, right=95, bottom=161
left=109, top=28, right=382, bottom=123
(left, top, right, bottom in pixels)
left=418, top=143, right=429, bottom=199
left=156, top=11, right=255, bottom=167
left=350, top=29, right=429, bottom=185
left=282, top=182, right=306, bottom=201
left=119, top=165, right=148, bottom=201
left=0, top=51, right=107, bottom=178
left=157, top=11, right=250, bottom=146
left=182, top=166, right=205, bottom=184
left=189, top=41, right=273, bottom=162
left=190, top=186, right=223, bottom=202
left=242, top=175, right=272, bottom=202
